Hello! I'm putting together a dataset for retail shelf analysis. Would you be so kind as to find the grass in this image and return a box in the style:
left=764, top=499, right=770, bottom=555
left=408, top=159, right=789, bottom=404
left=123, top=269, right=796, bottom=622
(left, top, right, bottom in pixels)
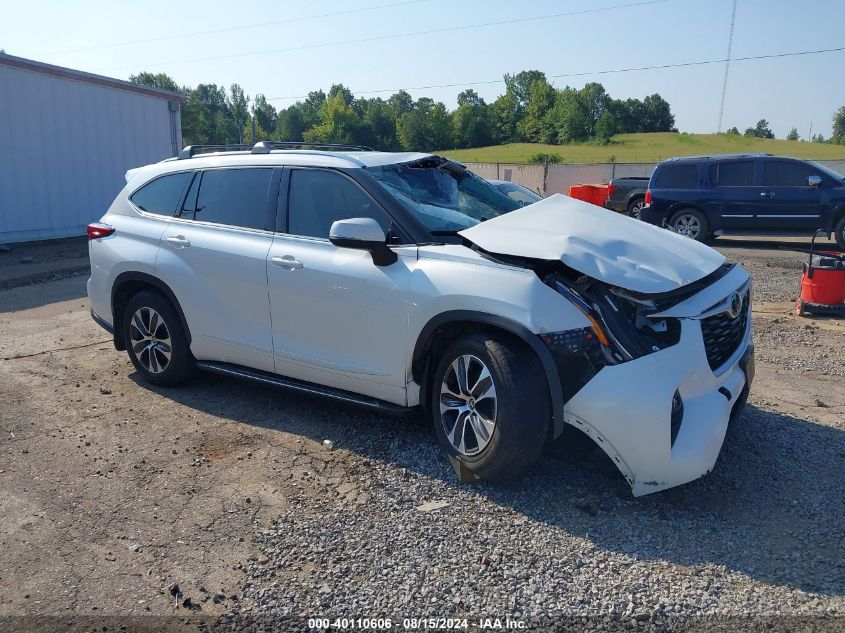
left=438, top=132, right=845, bottom=164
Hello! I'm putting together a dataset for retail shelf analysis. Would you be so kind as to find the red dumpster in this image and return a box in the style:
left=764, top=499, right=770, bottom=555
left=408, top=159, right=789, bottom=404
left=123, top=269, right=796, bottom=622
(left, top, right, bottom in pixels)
left=568, top=184, right=610, bottom=207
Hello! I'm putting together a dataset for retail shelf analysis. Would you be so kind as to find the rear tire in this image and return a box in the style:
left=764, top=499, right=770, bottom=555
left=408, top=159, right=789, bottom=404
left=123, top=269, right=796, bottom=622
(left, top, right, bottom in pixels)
left=431, top=332, right=549, bottom=482
left=122, top=290, right=196, bottom=387
left=627, top=197, right=645, bottom=219
left=670, top=208, right=710, bottom=241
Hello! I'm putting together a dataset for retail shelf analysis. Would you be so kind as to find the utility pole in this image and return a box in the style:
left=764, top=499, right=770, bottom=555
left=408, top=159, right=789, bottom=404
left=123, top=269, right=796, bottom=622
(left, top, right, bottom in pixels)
left=251, top=105, right=257, bottom=144
left=717, top=0, right=738, bottom=133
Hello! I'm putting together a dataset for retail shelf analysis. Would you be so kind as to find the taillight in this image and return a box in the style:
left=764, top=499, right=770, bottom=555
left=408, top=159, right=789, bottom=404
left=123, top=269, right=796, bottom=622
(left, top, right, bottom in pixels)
left=607, top=184, right=616, bottom=197
left=644, top=189, right=652, bottom=205
left=87, top=223, right=115, bottom=239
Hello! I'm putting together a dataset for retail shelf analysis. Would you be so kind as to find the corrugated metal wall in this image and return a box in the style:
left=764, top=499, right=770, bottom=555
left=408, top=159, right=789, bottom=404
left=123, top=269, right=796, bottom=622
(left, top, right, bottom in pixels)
left=0, top=64, right=180, bottom=243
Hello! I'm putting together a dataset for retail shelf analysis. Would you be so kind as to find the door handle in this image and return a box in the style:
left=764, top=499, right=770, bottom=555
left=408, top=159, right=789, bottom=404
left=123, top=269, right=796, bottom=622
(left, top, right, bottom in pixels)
left=759, top=192, right=775, bottom=198
left=166, top=235, right=191, bottom=248
left=270, top=255, right=304, bottom=270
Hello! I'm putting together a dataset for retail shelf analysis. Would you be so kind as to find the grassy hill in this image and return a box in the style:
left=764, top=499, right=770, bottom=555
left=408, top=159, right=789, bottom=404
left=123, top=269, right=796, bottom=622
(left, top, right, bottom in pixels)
left=439, top=133, right=845, bottom=164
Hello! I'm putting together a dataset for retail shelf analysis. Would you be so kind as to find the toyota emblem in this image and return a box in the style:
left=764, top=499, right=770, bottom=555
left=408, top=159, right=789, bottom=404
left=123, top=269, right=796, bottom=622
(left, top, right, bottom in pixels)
left=728, top=293, right=743, bottom=318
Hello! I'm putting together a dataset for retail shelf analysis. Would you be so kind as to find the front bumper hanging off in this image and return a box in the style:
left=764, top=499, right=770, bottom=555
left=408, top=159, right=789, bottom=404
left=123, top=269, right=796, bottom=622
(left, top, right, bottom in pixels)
left=562, top=270, right=754, bottom=496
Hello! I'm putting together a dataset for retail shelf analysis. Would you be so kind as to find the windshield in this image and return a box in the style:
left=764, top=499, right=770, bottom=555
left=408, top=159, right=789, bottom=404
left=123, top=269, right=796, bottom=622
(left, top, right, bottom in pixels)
left=493, top=181, right=543, bottom=205
left=807, top=161, right=845, bottom=182
left=368, top=157, right=521, bottom=233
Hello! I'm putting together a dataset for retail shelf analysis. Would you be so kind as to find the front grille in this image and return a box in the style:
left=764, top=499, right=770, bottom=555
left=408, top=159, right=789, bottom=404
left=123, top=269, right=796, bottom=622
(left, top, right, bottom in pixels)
left=701, top=293, right=749, bottom=370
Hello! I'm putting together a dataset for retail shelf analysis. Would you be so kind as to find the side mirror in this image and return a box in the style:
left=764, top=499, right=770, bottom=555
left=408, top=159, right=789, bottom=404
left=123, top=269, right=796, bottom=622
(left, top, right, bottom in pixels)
left=329, top=217, right=398, bottom=266
left=808, top=175, right=822, bottom=188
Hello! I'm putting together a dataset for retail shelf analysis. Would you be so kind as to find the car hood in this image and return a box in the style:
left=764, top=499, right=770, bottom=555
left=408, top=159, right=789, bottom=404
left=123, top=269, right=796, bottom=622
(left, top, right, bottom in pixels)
left=459, top=193, right=725, bottom=294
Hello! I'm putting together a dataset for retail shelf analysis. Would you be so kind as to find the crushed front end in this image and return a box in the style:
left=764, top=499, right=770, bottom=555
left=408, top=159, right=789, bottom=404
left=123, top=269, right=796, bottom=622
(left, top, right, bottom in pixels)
left=544, top=262, right=753, bottom=496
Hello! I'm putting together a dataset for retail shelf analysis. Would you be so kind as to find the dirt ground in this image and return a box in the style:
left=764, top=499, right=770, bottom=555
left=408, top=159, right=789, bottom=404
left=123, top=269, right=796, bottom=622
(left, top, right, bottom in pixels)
left=0, top=236, right=843, bottom=631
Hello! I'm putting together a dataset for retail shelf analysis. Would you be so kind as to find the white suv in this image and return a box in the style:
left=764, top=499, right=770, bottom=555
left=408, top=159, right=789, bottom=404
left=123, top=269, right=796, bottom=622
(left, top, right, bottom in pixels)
left=87, top=142, right=754, bottom=496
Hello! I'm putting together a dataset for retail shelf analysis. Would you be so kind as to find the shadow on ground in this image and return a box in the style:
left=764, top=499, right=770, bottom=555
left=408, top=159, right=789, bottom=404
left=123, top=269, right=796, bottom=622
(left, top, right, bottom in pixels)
left=133, top=371, right=845, bottom=596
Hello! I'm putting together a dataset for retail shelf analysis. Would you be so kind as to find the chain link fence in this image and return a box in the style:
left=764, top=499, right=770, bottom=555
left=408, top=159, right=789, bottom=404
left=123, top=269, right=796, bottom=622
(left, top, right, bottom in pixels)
left=466, top=160, right=845, bottom=196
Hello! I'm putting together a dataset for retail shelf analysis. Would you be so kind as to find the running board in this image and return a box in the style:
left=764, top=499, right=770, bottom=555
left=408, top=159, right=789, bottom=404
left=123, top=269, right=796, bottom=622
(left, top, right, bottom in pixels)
left=196, top=361, right=413, bottom=416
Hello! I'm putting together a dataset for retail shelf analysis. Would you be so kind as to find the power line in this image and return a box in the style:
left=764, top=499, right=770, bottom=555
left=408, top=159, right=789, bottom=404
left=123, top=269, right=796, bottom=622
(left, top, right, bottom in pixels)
left=97, top=0, right=669, bottom=72
left=35, top=0, right=434, bottom=56
left=717, top=0, right=738, bottom=132
left=264, top=45, right=845, bottom=103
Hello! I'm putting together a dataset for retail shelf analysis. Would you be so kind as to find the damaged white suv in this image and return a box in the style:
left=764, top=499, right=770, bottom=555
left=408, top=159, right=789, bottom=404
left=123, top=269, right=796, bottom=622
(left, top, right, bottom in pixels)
left=87, top=142, right=753, bottom=496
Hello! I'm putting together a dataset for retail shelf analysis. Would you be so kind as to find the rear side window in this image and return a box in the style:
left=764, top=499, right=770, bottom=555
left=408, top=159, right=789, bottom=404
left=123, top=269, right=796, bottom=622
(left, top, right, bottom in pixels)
left=287, top=169, right=393, bottom=239
left=130, top=172, right=192, bottom=215
left=763, top=161, right=818, bottom=187
left=193, top=168, right=273, bottom=230
left=712, top=161, right=755, bottom=186
left=654, top=164, right=699, bottom=188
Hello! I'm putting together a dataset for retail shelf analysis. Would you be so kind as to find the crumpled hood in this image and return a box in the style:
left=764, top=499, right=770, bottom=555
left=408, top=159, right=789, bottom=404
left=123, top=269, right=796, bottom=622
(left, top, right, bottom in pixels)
left=459, top=194, right=725, bottom=294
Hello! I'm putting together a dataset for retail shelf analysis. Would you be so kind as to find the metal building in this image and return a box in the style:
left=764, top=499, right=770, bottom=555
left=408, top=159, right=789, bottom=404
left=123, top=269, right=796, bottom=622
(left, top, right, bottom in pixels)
left=0, top=54, right=185, bottom=243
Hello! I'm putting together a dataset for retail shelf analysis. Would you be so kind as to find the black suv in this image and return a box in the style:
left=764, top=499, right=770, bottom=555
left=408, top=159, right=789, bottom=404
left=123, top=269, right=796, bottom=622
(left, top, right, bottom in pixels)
left=640, top=153, right=845, bottom=248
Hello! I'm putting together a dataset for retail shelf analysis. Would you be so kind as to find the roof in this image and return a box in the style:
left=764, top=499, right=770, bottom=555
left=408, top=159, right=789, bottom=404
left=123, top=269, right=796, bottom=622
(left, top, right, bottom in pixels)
left=127, top=149, right=435, bottom=185
left=663, top=153, right=772, bottom=162
left=0, top=53, right=187, bottom=103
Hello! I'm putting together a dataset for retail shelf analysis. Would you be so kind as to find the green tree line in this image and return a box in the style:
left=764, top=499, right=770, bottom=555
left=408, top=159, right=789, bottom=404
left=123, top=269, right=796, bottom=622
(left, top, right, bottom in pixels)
left=130, top=70, right=676, bottom=151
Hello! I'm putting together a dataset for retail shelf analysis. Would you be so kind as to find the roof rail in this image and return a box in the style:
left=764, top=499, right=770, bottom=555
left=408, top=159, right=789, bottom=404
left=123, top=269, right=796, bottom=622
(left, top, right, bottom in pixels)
left=665, top=152, right=773, bottom=161
left=178, top=144, right=253, bottom=160
left=251, top=141, right=375, bottom=154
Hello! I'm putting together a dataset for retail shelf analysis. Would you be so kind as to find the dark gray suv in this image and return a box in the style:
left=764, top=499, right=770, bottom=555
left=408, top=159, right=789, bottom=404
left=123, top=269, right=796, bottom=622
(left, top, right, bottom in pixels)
left=640, top=153, right=845, bottom=248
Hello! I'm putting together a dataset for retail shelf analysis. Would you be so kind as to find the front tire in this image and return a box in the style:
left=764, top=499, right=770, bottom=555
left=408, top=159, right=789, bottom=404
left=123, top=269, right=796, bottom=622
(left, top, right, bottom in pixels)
left=122, top=290, right=196, bottom=387
left=670, top=208, right=710, bottom=241
left=431, top=332, right=549, bottom=482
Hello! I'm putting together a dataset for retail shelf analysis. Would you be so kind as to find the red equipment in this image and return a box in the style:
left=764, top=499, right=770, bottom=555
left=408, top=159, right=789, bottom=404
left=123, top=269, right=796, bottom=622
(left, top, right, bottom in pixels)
left=568, top=184, right=610, bottom=207
left=795, top=229, right=845, bottom=316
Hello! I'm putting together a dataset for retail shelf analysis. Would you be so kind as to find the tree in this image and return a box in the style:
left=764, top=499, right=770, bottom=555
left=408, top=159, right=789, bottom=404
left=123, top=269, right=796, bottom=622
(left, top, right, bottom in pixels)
left=786, top=127, right=800, bottom=141
left=833, top=106, right=845, bottom=144
left=275, top=105, right=307, bottom=141
left=228, top=84, right=250, bottom=143
left=495, top=70, right=547, bottom=142
left=397, top=98, right=453, bottom=150
left=303, top=92, right=363, bottom=145
left=640, top=94, right=674, bottom=132
left=726, top=126, right=740, bottom=135
left=328, top=83, right=354, bottom=107
left=129, top=72, right=182, bottom=94
left=811, top=133, right=826, bottom=143
left=744, top=119, right=774, bottom=139
left=251, top=94, right=276, bottom=139
left=517, top=80, right=556, bottom=143
left=452, top=90, right=496, bottom=148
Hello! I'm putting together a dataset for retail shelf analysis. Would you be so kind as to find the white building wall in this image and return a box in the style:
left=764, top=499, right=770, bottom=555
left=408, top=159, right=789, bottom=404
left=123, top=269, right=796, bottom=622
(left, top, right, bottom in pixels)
left=0, top=64, right=180, bottom=243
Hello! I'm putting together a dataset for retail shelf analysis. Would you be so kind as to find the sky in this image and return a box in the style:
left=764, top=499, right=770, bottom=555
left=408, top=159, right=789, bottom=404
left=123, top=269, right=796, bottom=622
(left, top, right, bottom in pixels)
left=3, top=0, right=844, bottom=138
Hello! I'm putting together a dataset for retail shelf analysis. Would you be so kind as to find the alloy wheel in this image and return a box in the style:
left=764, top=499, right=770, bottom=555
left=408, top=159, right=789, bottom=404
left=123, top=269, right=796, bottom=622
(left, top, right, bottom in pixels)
left=129, top=307, right=172, bottom=374
left=629, top=201, right=645, bottom=219
left=674, top=214, right=702, bottom=239
left=439, top=354, right=497, bottom=456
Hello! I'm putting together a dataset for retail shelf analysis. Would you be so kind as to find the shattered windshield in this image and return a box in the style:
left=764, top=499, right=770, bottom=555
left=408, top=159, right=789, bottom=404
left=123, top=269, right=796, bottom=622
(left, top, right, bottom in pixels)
left=367, top=157, right=521, bottom=234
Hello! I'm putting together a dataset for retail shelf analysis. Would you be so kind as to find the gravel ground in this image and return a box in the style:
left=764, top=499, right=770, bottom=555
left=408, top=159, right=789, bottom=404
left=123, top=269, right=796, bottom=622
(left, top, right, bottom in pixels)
left=217, top=238, right=845, bottom=633
left=1, top=237, right=843, bottom=633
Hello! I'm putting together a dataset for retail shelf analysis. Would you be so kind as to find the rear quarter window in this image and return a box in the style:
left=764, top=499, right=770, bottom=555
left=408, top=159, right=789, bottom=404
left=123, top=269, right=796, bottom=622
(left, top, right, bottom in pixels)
left=130, top=172, right=193, bottom=215
left=711, top=161, right=755, bottom=186
left=654, top=164, right=699, bottom=188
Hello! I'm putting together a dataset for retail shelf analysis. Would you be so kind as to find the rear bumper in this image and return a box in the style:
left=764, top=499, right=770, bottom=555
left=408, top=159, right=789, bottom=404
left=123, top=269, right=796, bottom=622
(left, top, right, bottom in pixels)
left=639, top=205, right=669, bottom=226
left=563, top=312, right=752, bottom=496
left=604, top=199, right=626, bottom=213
